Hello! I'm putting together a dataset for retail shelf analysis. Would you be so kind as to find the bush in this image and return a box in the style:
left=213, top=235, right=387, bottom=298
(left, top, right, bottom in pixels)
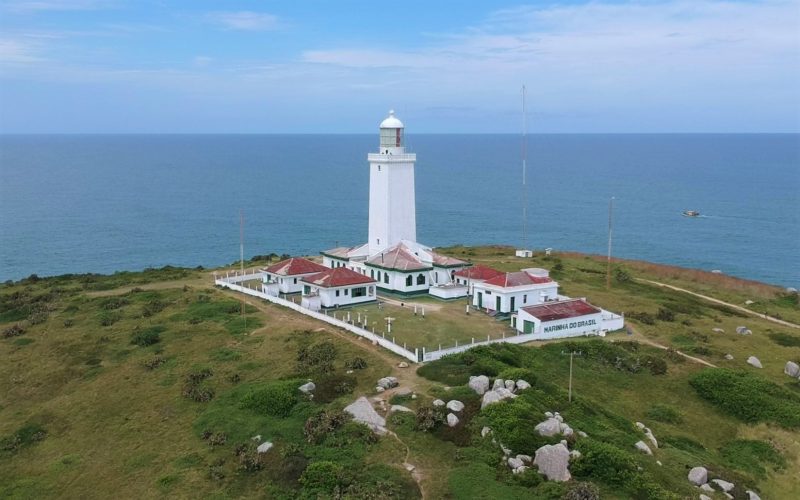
left=182, top=369, right=214, bottom=402
left=415, top=406, right=445, bottom=432
left=613, top=267, right=631, bottom=283
left=101, top=297, right=129, bottom=310
left=498, top=367, right=537, bottom=385
left=1, top=423, right=47, bottom=453
left=240, top=380, right=299, bottom=417
left=304, top=409, right=350, bottom=444
left=98, top=311, right=121, bottom=326
left=572, top=439, right=637, bottom=486
left=768, top=332, right=800, bottom=347
left=655, top=307, right=675, bottom=322
left=63, top=318, right=74, bottom=328
left=300, top=461, right=347, bottom=495
left=562, top=481, right=600, bottom=500
left=143, top=356, right=166, bottom=370
left=234, top=442, right=263, bottom=472
left=689, top=368, right=800, bottom=428
left=297, top=340, right=337, bottom=374
left=628, top=312, right=655, bottom=325
left=643, top=355, right=667, bottom=375
left=720, top=439, right=785, bottom=477
left=2, top=324, right=25, bottom=338
left=142, top=299, right=167, bottom=317
left=646, top=404, right=683, bottom=424
left=344, top=356, right=368, bottom=370
left=131, top=329, right=161, bottom=347
left=313, top=374, right=357, bottom=403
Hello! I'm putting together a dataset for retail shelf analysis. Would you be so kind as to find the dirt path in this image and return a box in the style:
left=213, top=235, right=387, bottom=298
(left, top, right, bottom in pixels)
left=638, top=278, right=800, bottom=330
left=624, top=327, right=717, bottom=368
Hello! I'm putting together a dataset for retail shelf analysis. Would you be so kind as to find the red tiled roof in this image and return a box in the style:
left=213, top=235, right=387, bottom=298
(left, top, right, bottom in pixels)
left=366, top=243, right=430, bottom=271
left=454, top=265, right=504, bottom=281
left=263, top=257, right=328, bottom=276
left=483, top=271, right=553, bottom=288
left=302, top=267, right=376, bottom=288
left=520, top=299, right=601, bottom=322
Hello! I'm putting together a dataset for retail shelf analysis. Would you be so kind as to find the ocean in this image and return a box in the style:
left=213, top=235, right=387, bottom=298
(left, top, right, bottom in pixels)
left=1, top=134, right=798, bottom=288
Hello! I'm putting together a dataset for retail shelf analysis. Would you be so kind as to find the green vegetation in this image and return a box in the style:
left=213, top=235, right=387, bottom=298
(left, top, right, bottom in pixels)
left=720, top=439, right=785, bottom=478
left=689, top=368, right=800, bottom=427
left=768, top=331, right=800, bottom=347
left=645, top=403, right=683, bottom=424
left=239, top=379, right=302, bottom=417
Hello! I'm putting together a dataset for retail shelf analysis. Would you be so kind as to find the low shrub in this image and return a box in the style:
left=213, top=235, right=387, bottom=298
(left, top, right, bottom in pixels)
left=655, top=307, right=675, bottom=322
left=304, top=409, right=350, bottom=444
left=563, top=481, right=600, bottom=500
left=497, top=367, right=537, bottom=385
left=63, top=318, right=74, bottom=328
left=415, top=406, right=445, bottom=432
left=344, top=356, right=368, bottom=370
left=131, top=328, right=161, bottom=347
left=613, top=267, right=631, bottom=283
left=143, top=356, right=166, bottom=370
left=312, top=374, right=356, bottom=403
left=2, top=323, right=25, bottom=338
left=1, top=423, right=47, bottom=453
left=202, top=431, right=227, bottom=447
left=646, top=404, right=683, bottom=424
left=628, top=312, right=655, bottom=325
left=643, top=355, right=668, bottom=375
left=300, top=460, right=347, bottom=495
left=182, top=369, right=214, bottom=402
left=689, top=368, right=800, bottom=428
left=101, top=297, right=129, bottom=310
left=240, top=380, right=299, bottom=417
left=720, top=439, right=785, bottom=478
left=767, top=331, right=800, bottom=347
left=142, top=299, right=167, bottom=317
left=297, top=340, right=338, bottom=374
left=571, top=439, right=637, bottom=487
left=98, top=311, right=121, bottom=326
left=234, top=442, right=263, bottom=472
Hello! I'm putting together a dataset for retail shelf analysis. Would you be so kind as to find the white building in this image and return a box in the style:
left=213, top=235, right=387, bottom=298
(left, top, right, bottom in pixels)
left=472, top=268, right=559, bottom=314
left=453, top=265, right=504, bottom=295
left=300, top=267, right=378, bottom=310
left=261, top=257, right=329, bottom=294
left=321, top=111, right=469, bottom=296
left=513, top=298, right=624, bottom=339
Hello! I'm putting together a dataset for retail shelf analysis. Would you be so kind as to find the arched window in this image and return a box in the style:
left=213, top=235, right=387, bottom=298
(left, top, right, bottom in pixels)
left=405, top=275, right=413, bottom=287
left=416, top=274, right=426, bottom=285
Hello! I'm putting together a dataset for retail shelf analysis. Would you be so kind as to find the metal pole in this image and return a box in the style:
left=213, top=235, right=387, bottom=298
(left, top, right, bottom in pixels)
left=569, top=352, right=574, bottom=403
left=607, top=196, right=615, bottom=290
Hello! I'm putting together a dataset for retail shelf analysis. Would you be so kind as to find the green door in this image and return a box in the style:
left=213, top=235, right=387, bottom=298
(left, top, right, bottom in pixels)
left=523, top=320, right=535, bottom=334
left=477, top=292, right=483, bottom=308
left=496, top=296, right=501, bottom=311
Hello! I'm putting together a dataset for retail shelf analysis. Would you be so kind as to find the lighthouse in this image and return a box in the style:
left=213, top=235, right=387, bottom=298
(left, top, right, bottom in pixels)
left=367, top=110, right=417, bottom=255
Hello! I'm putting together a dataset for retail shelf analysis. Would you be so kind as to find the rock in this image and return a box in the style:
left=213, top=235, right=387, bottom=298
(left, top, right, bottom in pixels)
left=644, top=429, right=658, bottom=449
left=390, top=405, right=413, bottom=413
left=256, top=441, right=273, bottom=454
left=724, top=493, right=733, bottom=500
left=504, top=379, right=516, bottom=391
left=516, top=379, right=531, bottom=390
left=533, top=443, right=571, bottom=482
left=481, top=426, right=492, bottom=438
left=635, top=421, right=646, bottom=430
left=493, top=378, right=505, bottom=391
left=724, top=354, right=734, bottom=360
left=535, top=417, right=562, bottom=437
left=656, top=460, right=662, bottom=466
left=508, top=457, right=525, bottom=470
left=747, top=356, right=763, bottom=368
left=712, top=328, right=725, bottom=333
left=712, top=479, right=735, bottom=493
left=446, top=400, right=465, bottom=412
left=395, top=388, right=412, bottom=397
left=544, top=411, right=554, bottom=418
left=344, top=397, right=387, bottom=435
left=553, top=412, right=563, bottom=422
left=785, top=361, right=800, bottom=378
left=495, top=387, right=518, bottom=400
left=516, top=454, right=532, bottom=463
left=481, top=390, right=502, bottom=409
left=398, top=361, right=409, bottom=368
left=447, top=413, right=459, bottom=427
left=500, top=444, right=512, bottom=456
left=562, top=426, right=574, bottom=437
left=411, top=393, right=417, bottom=399
left=298, top=382, right=316, bottom=394
left=688, top=466, right=708, bottom=486
left=736, top=326, right=752, bottom=335
left=746, top=490, right=761, bottom=500
left=635, top=441, right=653, bottom=455
left=512, top=465, right=528, bottom=474
left=570, top=450, right=582, bottom=460
left=433, top=399, right=445, bottom=407
left=468, top=375, right=490, bottom=395
left=251, top=434, right=261, bottom=441
left=375, top=386, right=385, bottom=393
left=700, top=495, right=712, bottom=500
left=403, top=462, right=415, bottom=472
left=577, top=431, right=588, bottom=438
left=377, top=376, right=398, bottom=389
left=346, top=369, right=354, bottom=374
left=700, top=484, right=714, bottom=492
left=560, top=440, right=568, bottom=447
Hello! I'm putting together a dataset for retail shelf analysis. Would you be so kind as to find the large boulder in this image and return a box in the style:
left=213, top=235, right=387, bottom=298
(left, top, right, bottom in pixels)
left=747, top=356, right=763, bottom=368
left=446, top=400, right=465, bottom=412
left=495, top=387, right=517, bottom=400
left=516, top=379, right=531, bottom=390
left=298, top=382, right=316, bottom=394
left=736, top=326, right=752, bottom=335
left=344, top=397, right=387, bottom=435
left=724, top=354, right=734, bottom=360
left=635, top=441, right=653, bottom=455
left=504, top=379, right=516, bottom=391
left=785, top=361, right=800, bottom=378
left=447, top=413, right=459, bottom=427
left=432, top=399, right=445, bottom=407
left=481, top=390, right=502, bottom=409
left=688, top=466, right=708, bottom=486
left=508, top=457, right=525, bottom=470
left=377, top=376, right=399, bottom=389
left=516, top=454, right=532, bottom=463
left=746, top=490, right=761, bottom=500
left=493, top=378, right=505, bottom=391
left=533, top=443, right=571, bottom=482
left=644, top=429, right=658, bottom=449
left=535, top=417, right=562, bottom=437
left=468, top=375, right=490, bottom=395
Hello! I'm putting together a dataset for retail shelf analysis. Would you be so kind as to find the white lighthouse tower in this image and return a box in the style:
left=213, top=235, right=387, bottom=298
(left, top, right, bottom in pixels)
left=367, top=110, right=417, bottom=255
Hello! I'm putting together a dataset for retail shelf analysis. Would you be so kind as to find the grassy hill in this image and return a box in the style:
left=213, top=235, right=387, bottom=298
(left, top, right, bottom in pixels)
left=1, top=248, right=798, bottom=499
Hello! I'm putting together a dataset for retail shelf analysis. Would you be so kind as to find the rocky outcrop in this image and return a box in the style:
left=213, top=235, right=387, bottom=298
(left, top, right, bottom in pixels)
left=468, top=375, right=490, bottom=395
left=516, top=379, right=531, bottom=390
left=688, top=466, right=708, bottom=486
left=747, top=356, right=763, bottom=368
left=535, top=417, right=562, bottom=437
left=345, top=397, right=387, bottom=435
left=635, top=441, right=653, bottom=455
left=446, top=400, right=465, bottom=412
left=377, top=376, right=399, bottom=389
left=533, top=443, right=571, bottom=482
left=724, top=354, right=734, bottom=360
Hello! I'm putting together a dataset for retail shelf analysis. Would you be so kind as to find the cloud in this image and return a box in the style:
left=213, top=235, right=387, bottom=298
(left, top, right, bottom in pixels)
left=2, top=0, right=111, bottom=12
left=0, top=38, right=45, bottom=63
left=206, top=11, right=279, bottom=31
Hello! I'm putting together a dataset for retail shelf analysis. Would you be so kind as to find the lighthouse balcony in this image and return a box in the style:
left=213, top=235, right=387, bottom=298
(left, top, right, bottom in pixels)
left=367, top=153, right=416, bottom=162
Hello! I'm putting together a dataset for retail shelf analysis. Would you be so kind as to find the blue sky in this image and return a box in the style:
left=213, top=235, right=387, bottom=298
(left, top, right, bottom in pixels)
left=0, top=0, right=798, bottom=133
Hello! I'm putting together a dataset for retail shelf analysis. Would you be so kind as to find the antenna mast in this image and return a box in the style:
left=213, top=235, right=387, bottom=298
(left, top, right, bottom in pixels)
left=606, top=197, right=615, bottom=290
left=240, top=210, right=246, bottom=322
left=521, top=85, right=529, bottom=251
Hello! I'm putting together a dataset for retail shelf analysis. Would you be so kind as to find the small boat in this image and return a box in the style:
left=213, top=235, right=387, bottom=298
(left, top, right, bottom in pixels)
left=682, top=210, right=701, bottom=217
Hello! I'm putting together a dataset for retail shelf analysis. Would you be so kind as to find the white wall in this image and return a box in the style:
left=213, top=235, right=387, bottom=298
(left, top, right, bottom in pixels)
left=263, top=271, right=313, bottom=294
left=472, top=283, right=559, bottom=313
left=306, top=284, right=377, bottom=308
left=367, top=266, right=430, bottom=294
left=429, top=285, right=468, bottom=299
left=368, top=157, right=416, bottom=255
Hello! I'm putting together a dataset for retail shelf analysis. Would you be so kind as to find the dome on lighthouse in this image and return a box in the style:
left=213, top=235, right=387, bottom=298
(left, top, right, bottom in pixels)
left=380, top=109, right=404, bottom=129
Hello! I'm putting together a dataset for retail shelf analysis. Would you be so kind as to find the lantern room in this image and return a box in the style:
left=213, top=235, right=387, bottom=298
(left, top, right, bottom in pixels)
left=379, top=109, right=404, bottom=153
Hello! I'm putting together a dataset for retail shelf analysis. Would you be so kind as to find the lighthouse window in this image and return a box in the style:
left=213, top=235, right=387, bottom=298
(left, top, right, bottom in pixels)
left=405, top=275, right=413, bottom=287
left=383, top=273, right=390, bottom=284
left=378, top=165, right=381, bottom=172
left=416, top=274, right=426, bottom=285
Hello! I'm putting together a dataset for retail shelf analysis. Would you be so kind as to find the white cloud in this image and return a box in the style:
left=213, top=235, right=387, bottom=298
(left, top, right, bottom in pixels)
left=0, top=38, right=44, bottom=63
left=2, top=0, right=111, bottom=12
left=206, top=11, right=279, bottom=31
